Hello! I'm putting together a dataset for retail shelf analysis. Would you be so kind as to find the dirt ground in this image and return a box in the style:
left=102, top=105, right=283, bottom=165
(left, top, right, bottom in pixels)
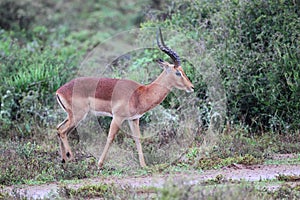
left=3, top=154, right=300, bottom=199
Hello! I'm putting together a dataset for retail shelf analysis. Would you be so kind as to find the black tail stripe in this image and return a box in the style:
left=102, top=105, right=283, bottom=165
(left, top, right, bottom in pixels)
left=56, top=94, right=67, bottom=111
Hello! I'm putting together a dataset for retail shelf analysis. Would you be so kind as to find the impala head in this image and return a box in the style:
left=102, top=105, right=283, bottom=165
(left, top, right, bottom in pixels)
left=156, top=28, right=194, bottom=93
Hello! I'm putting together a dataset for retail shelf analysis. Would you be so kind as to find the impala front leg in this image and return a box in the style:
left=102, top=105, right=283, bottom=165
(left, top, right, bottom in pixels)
left=98, top=117, right=123, bottom=168
left=128, top=119, right=146, bottom=167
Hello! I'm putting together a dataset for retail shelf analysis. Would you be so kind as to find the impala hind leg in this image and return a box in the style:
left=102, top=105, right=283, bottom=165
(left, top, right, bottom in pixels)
left=57, top=106, right=88, bottom=163
left=57, top=118, right=67, bottom=162
left=98, top=117, right=123, bottom=168
left=57, top=135, right=67, bottom=163
left=128, top=119, right=146, bottom=167
left=57, top=117, right=76, bottom=163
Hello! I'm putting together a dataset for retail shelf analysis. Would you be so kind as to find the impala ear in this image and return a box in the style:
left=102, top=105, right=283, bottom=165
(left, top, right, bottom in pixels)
left=156, top=58, right=164, bottom=66
left=156, top=58, right=165, bottom=68
left=156, top=59, right=171, bottom=73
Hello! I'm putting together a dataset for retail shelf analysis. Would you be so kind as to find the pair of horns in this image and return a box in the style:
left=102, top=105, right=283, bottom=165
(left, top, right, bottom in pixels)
left=156, top=28, right=181, bottom=67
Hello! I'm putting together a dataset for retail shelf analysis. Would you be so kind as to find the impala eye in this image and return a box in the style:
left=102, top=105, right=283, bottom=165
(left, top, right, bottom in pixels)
left=175, top=70, right=182, bottom=77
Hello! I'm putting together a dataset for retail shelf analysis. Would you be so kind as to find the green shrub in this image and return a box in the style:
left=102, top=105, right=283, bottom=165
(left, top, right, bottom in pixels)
left=220, top=0, right=300, bottom=132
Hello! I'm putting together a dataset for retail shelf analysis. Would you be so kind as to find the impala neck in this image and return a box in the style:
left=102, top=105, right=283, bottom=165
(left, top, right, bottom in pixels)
left=150, top=70, right=173, bottom=94
left=138, top=70, right=172, bottom=113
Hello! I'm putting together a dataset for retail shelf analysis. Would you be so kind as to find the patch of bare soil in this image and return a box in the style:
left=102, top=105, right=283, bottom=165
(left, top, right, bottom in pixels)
left=2, top=154, right=300, bottom=199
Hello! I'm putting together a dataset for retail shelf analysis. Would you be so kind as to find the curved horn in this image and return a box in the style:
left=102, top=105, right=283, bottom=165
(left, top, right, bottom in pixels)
left=156, top=27, right=181, bottom=67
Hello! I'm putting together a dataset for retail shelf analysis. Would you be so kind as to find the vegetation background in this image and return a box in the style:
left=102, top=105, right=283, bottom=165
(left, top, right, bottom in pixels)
left=0, top=0, right=299, bottom=198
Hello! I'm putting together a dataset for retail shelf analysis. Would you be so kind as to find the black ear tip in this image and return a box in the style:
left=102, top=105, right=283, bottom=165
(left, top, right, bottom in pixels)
left=156, top=58, right=164, bottom=63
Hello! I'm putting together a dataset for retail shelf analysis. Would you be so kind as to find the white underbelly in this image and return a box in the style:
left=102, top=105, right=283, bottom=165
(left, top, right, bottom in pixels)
left=91, top=109, right=143, bottom=120
left=127, top=114, right=143, bottom=120
left=91, top=110, right=113, bottom=117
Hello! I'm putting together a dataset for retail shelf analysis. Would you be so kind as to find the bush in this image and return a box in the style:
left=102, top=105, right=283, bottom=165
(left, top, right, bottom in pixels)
left=220, top=0, right=300, bottom=132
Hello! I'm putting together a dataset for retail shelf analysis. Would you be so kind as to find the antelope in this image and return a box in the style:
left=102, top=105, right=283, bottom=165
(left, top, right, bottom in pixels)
left=56, top=28, right=194, bottom=168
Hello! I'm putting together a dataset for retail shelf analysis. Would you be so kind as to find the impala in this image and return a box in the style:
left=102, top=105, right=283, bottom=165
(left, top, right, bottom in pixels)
left=56, top=28, right=194, bottom=168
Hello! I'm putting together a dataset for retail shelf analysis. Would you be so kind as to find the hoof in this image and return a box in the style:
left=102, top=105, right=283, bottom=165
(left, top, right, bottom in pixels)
left=98, top=162, right=104, bottom=169
left=66, top=152, right=71, bottom=158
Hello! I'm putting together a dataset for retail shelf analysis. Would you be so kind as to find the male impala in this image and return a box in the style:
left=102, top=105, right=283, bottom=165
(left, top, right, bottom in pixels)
left=56, top=28, right=194, bottom=168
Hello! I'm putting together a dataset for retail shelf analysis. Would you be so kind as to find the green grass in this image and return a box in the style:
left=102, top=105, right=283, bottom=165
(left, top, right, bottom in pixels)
left=0, top=139, right=100, bottom=186
left=265, top=155, right=300, bottom=165
left=58, top=183, right=118, bottom=199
